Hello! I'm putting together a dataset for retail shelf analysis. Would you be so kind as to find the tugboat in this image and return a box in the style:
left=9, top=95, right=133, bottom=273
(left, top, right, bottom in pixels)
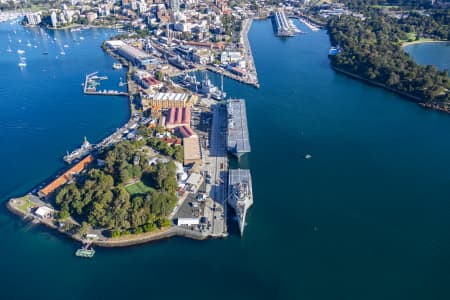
left=75, top=243, right=95, bottom=258
left=64, top=136, right=92, bottom=164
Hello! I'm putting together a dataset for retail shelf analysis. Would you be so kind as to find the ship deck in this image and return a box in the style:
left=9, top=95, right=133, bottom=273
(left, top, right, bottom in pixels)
left=227, top=99, right=251, bottom=155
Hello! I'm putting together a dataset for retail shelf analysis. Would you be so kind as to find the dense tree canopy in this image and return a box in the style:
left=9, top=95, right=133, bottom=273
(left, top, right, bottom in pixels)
left=55, top=141, right=178, bottom=236
left=327, top=10, right=450, bottom=102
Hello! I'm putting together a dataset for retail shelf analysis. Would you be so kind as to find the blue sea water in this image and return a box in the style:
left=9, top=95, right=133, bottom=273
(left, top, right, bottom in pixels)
left=1, top=19, right=450, bottom=300
left=404, top=42, right=450, bottom=72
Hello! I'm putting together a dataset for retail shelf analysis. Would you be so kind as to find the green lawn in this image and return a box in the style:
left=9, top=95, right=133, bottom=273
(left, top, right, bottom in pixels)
left=15, top=195, right=35, bottom=213
left=125, top=181, right=154, bottom=196
left=371, top=5, right=400, bottom=9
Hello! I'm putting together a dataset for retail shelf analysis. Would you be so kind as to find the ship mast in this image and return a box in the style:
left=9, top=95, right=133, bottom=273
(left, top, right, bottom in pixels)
left=221, top=73, right=224, bottom=96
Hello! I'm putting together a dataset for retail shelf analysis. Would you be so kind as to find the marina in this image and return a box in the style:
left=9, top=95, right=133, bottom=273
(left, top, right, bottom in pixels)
left=299, top=17, right=320, bottom=32
left=83, top=72, right=127, bottom=96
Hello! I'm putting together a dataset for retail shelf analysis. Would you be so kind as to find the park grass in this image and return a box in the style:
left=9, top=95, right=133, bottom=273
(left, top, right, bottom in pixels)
left=15, top=195, right=35, bottom=213
left=125, top=181, right=154, bottom=196
left=371, top=5, right=400, bottom=9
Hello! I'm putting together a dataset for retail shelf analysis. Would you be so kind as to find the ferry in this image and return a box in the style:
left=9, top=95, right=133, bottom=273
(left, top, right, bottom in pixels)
left=113, top=62, right=123, bottom=70
left=64, top=137, right=92, bottom=164
left=228, top=169, right=253, bottom=237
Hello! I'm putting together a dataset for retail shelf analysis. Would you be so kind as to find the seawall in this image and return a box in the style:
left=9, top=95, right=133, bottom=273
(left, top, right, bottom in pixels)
left=331, top=65, right=423, bottom=103
left=6, top=197, right=209, bottom=248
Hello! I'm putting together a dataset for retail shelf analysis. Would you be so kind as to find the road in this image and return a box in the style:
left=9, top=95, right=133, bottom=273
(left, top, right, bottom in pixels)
left=202, top=104, right=228, bottom=236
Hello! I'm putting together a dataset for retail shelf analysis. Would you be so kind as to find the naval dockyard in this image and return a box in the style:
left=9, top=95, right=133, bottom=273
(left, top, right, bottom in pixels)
left=7, top=25, right=255, bottom=253
left=6, top=1, right=324, bottom=254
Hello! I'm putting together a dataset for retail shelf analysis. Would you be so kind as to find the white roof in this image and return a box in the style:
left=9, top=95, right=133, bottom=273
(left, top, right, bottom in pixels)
left=35, top=206, right=53, bottom=217
left=186, top=173, right=202, bottom=186
left=106, top=40, right=126, bottom=48
left=177, top=217, right=199, bottom=225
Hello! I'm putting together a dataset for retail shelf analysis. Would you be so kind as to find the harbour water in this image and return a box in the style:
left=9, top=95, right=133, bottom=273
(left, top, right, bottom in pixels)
left=404, top=42, right=450, bottom=72
left=2, top=19, right=450, bottom=300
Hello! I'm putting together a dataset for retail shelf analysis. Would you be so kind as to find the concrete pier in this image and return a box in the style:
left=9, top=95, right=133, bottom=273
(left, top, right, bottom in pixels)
left=241, top=18, right=259, bottom=87
left=272, top=10, right=300, bottom=37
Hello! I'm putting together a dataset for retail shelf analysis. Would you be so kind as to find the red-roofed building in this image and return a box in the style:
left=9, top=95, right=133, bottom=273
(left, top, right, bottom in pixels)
left=39, top=155, right=93, bottom=198
left=160, top=137, right=182, bottom=146
left=141, top=76, right=163, bottom=90
left=179, top=125, right=196, bottom=138
left=165, top=107, right=191, bottom=129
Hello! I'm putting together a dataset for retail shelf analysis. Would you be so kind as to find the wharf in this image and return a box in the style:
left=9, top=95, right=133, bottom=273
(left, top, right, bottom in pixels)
left=240, top=18, right=259, bottom=87
left=272, top=10, right=302, bottom=36
left=173, top=65, right=259, bottom=89
left=206, top=66, right=259, bottom=88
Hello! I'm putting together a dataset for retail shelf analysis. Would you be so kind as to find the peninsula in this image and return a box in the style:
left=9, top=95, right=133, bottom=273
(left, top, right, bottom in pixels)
left=326, top=2, right=449, bottom=110
left=4, top=0, right=450, bottom=254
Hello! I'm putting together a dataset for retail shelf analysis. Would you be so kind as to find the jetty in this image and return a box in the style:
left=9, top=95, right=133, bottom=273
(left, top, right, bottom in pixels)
left=240, top=18, right=259, bottom=88
left=75, top=242, right=95, bottom=258
left=298, top=17, right=320, bottom=32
